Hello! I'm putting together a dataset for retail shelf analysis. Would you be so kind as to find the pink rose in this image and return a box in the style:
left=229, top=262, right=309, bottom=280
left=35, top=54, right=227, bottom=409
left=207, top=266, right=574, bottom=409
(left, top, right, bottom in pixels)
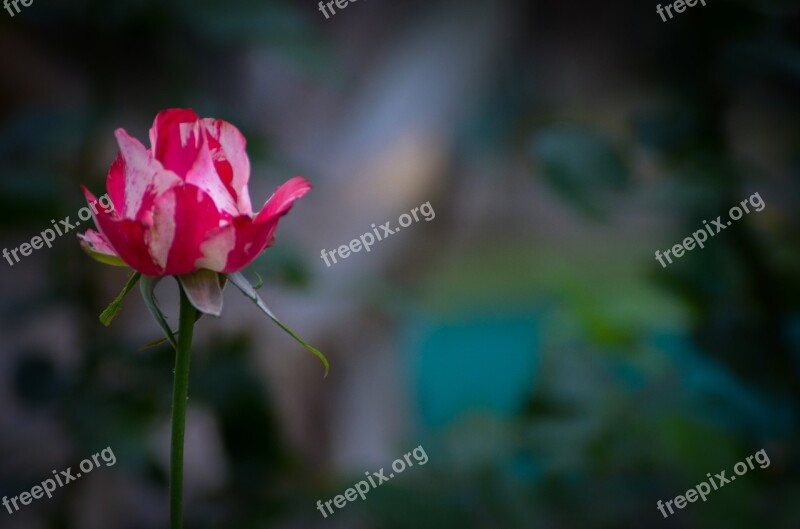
left=79, top=108, right=310, bottom=276
left=80, top=111, right=326, bottom=528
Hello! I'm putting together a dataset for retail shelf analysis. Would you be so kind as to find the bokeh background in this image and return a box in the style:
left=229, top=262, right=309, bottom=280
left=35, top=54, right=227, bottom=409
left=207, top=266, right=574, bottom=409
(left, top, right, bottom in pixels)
left=1, top=0, right=800, bottom=527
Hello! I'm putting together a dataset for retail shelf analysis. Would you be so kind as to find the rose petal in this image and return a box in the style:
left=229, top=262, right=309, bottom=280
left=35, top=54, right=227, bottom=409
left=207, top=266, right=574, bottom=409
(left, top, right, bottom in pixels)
left=78, top=228, right=118, bottom=256
left=149, top=109, right=203, bottom=178
left=78, top=229, right=128, bottom=267
left=194, top=222, right=237, bottom=273
left=105, top=153, right=125, bottom=218
left=82, top=186, right=162, bottom=275
left=112, top=129, right=182, bottom=221
left=211, top=216, right=279, bottom=273
left=201, top=118, right=253, bottom=216
left=197, top=177, right=311, bottom=273
left=255, top=176, right=312, bottom=223
left=149, top=109, right=239, bottom=217
left=147, top=183, right=224, bottom=275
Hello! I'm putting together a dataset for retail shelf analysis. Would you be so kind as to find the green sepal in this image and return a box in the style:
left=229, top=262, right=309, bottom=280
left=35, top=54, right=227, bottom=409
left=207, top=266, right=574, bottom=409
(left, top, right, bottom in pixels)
left=140, top=275, right=178, bottom=351
left=99, top=272, right=141, bottom=326
left=177, top=269, right=224, bottom=316
left=80, top=239, right=128, bottom=267
left=138, top=310, right=204, bottom=351
left=138, top=334, right=175, bottom=351
left=228, top=272, right=329, bottom=377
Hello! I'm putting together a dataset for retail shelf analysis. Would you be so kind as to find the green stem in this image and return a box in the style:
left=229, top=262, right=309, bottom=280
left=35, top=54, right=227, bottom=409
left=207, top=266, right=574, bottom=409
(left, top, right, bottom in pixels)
left=170, top=286, right=197, bottom=529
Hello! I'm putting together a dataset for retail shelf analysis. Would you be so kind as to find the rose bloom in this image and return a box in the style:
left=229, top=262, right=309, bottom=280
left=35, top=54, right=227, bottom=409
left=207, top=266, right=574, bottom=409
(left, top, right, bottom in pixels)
left=79, top=109, right=310, bottom=276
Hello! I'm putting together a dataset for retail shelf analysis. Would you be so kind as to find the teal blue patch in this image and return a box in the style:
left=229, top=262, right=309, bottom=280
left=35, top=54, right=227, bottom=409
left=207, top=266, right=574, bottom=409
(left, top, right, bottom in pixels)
left=406, top=311, right=539, bottom=429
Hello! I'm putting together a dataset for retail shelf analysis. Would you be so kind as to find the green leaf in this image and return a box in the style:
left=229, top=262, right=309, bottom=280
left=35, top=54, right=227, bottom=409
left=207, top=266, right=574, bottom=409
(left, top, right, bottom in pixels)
left=99, top=272, right=141, bottom=326
left=228, top=272, right=329, bottom=377
left=178, top=269, right=224, bottom=316
left=140, top=275, right=178, bottom=351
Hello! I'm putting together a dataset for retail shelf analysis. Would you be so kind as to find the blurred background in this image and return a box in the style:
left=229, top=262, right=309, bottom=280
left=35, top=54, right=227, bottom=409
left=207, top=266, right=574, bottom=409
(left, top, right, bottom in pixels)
left=1, top=0, right=800, bottom=527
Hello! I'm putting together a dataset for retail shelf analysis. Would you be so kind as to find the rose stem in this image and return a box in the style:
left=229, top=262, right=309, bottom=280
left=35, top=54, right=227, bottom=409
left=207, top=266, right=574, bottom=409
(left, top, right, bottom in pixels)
left=170, top=285, right=197, bottom=529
